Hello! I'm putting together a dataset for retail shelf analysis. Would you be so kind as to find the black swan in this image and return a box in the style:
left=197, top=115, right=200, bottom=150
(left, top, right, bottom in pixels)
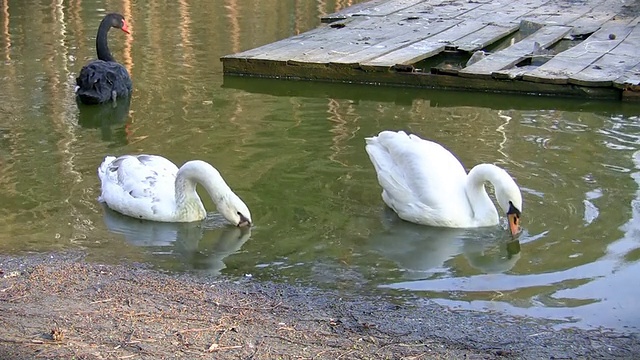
left=76, top=13, right=132, bottom=105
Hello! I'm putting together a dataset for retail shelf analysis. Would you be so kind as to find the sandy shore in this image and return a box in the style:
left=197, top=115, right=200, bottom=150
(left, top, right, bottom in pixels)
left=0, top=252, right=638, bottom=359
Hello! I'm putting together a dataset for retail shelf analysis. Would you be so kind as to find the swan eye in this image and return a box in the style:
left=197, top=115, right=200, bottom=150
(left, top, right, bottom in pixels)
left=507, top=201, right=521, bottom=217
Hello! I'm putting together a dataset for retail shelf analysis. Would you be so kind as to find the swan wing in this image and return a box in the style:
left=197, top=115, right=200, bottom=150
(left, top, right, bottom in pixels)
left=76, top=60, right=132, bottom=104
left=98, top=155, right=179, bottom=220
left=365, top=131, right=471, bottom=226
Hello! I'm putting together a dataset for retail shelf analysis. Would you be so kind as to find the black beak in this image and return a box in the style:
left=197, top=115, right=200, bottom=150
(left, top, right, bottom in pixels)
left=237, top=213, right=251, bottom=227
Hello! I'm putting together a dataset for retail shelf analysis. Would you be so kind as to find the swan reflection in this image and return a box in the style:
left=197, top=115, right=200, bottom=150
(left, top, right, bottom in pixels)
left=102, top=206, right=251, bottom=275
left=77, top=96, right=131, bottom=144
left=369, top=208, right=521, bottom=279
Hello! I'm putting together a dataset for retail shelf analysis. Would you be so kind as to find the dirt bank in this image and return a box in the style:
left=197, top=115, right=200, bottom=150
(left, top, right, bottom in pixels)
left=0, top=252, right=638, bottom=359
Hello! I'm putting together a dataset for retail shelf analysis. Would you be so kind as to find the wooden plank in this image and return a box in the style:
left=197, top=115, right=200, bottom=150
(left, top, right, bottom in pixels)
left=566, top=1, right=621, bottom=37
left=358, top=0, right=553, bottom=68
left=452, top=23, right=520, bottom=52
left=492, top=65, right=537, bottom=80
left=221, top=0, right=640, bottom=101
left=519, top=0, right=608, bottom=27
left=393, top=0, right=489, bottom=20
left=322, top=19, right=464, bottom=65
left=321, top=0, right=433, bottom=21
left=570, top=23, right=640, bottom=86
left=459, top=25, right=571, bottom=79
left=522, top=18, right=637, bottom=84
left=569, top=54, right=640, bottom=87
left=614, top=22, right=640, bottom=88
left=444, top=0, right=552, bottom=52
left=615, top=64, right=640, bottom=89
left=220, top=24, right=344, bottom=60
left=301, top=1, right=489, bottom=65
left=456, top=0, right=552, bottom=21
left=321, top=0, right=392, bottom=22
left=253, top=16, right=398, bottom=62
left=357, top=21, right=488, bottom=68
left=288, top=16, right=455, bottom=64
left=222, top=54, right=621, bottom=99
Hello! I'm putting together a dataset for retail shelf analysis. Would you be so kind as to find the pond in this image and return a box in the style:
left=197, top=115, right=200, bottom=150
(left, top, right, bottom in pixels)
left=1, top=0, right=639, bottom=333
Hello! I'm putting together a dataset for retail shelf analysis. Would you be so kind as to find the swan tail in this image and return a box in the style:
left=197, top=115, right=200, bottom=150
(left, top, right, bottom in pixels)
left=365, top=134, right=414, bottom=202
left=365, top=130, right=409, bottom=146
left=97, top=156, right=117, bottom=202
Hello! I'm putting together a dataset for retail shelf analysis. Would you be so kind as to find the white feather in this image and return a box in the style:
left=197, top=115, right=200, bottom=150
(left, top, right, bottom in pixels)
left=97, top=155, right=252, bottom=226
left=365, top=131, right=522, bottom=228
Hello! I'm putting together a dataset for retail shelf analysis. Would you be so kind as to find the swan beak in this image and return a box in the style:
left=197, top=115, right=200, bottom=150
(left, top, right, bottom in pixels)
left=237, top=213, right=251, bottom=227
left=507, top=213, right=520, bottom=237
left=121, top=20, right=131, bottom=34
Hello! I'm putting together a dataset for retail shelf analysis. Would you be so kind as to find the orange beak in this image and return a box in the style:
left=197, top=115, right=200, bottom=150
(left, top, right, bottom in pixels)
left=507, top=213, right=520, bottom=237
left=121, top=20, right=131, bottom=34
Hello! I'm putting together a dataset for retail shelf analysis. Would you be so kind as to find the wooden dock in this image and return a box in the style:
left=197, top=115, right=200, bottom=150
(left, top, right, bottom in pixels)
left=221, top=0, right=640, bottom=100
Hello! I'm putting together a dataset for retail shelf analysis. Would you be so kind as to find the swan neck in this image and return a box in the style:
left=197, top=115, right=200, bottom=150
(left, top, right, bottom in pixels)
left=96, top=18, right=115, bottom=62
left=465, top=164, right=501, bottom=224
left=175, top=161, right=232, bottom=208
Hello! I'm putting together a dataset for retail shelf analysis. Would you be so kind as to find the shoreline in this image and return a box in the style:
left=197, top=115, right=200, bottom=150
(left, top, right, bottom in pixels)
left=1, top=252, right=638, bottom=359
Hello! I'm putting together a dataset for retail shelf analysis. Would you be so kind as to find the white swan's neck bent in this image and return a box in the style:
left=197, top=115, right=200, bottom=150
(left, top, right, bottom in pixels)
left=174, top=160, right=232, bottom=221
left=465, top=164, right=505, bottom=226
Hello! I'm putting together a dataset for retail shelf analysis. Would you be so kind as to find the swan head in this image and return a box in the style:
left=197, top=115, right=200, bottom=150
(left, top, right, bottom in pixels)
left=495, top=182, right=522, bottom=237
left=106, top=13, right=130, bottom=34
left=218, top=194, right=252, bottom=227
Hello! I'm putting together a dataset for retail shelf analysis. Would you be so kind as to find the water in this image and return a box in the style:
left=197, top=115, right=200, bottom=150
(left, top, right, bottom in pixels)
left=1, top=0, right=640, bottom=333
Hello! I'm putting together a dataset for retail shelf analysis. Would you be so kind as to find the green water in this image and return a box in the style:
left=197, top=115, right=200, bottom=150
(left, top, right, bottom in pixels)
left=1, top=0, right=640, bottom=332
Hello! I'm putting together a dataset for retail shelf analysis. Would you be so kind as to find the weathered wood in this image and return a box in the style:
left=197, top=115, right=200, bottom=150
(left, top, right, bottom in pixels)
left=569, top=54, right=640, bottom=87
left=492, top=65, right=537, bottom=80
left=358, top=0, right=552, bottom=68
left=390, top=0, right=488, bottom=20
left=519, top=0, right=607, bottom=27
left=262, top=16, right=400, bottom=62
left=566, top=1, right=619, bottom=37
left=570, top=22, right=640, bottom=86
left=220, top=25, right=342, bottom=60
left=222, top=54, right=620, bottom=99
left=321, top=0, right=392, bottom=22
left=522, top=18, right=638, bottom=84
left=321, top=0, right=446, bottom=22
left=358, top=21, right=487, bottom=68
left=294, top=0, right=490, bottom=65
left=614, top=64, right=640, bottom=89
left=221, top=0, right=640, bottom=100
left=452, top=23, right=520, bottom=52
left=459, top=25, right=571, bottom=79
left=323, top=19, right=462, bottom=65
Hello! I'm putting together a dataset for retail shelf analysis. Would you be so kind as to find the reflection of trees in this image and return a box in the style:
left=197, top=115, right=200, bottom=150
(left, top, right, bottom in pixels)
left=122, top=0, right=134, bottom=75
left=327, top=98, right=359, bottom=167
left=223, top=0, right=240, bottom=54
left=1, top=0, right=10, bottom=62
left=0, top=0, right=16, bottom=219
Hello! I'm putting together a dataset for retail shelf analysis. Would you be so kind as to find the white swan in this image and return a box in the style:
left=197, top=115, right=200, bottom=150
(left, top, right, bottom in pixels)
left=98, top=155, right=252, bottom=226
left=365, top=131, right=522, bottom=235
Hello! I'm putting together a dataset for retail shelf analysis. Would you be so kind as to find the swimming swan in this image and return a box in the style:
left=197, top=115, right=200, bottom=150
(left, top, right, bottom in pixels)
left=365, top=131, right=522, bottom=235
left=76, top=13, right=132, bottom=105
left=98, top=155, right=252, bottom=226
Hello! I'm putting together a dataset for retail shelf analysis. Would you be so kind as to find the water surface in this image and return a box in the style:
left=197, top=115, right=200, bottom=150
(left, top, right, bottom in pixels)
left=1, top=0, right=640, bottom=333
